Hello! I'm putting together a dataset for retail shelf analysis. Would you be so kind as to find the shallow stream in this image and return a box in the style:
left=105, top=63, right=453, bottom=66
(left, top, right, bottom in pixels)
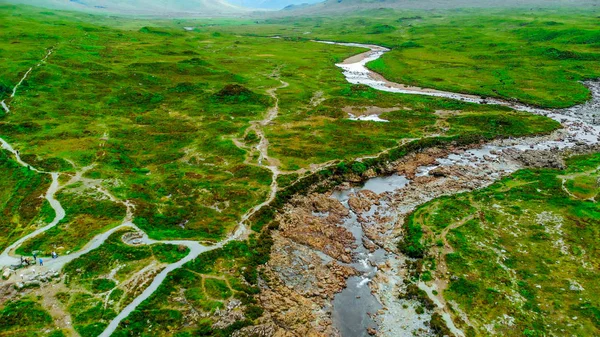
left=323, top=40, right=600, bottom=336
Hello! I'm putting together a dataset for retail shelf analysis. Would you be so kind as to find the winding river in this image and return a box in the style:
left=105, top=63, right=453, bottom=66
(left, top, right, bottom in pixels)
left=0, top=40, right=599, bottom=337
left=319, top=40, right=600, bottom=336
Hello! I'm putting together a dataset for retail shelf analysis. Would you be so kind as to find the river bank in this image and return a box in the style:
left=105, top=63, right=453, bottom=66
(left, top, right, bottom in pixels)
left=0, top=37, right=598, bottom=337
left=252, top=41, right=600, bottom=336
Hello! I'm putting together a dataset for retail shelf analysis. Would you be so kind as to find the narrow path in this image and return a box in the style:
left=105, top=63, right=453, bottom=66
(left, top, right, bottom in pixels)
left=1, top=48, right=54, bottom=114
left=418, top=213, right=477, bottom=337
left=1, top=101, right=9, bottom=113
left=99, top=73, right=290, bottom=336
left=4, top=74, right=291, bottom=337
left=0, top=50, right=71, bottom=265
left=1, top=39, right=598, bottom=337
left=0, top=172, right=64, bottom=265
left=0, top=47, right=246, bottom=336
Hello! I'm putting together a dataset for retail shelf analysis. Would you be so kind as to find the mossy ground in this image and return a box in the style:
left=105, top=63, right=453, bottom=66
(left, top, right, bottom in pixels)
left=16, top=182, right=127, bottom=256
left=0, top=3, right=598, bottom=337
left=407, top=153, right=600, bottom=336
left=0, top=4, right=561, bottom=246
left=59, top=229, right=189, bottom=337
left=212, top=7, right=600, bottom=108
left=110, top=233, right=272, bottom=336
left=0, top=296, right=64, bottom=337
left=0, top=150, right=51, bottom=252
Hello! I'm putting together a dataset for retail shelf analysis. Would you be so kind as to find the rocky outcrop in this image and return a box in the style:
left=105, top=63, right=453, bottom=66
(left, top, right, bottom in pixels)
left=348, top=190, right=379, bottom=213
left=212, top=299, right=246, bottom=329
left=394, top=149, right=447, bottom=179
left=259, top=263, right=340, bottom=336
left=0, top=268, right=61, bottom=305
left=269, top=234, right=356, bottom=299
left=507, top=148, right=566, bottom=169
left=231, top=324, right=277, bottom=337
left=278, top=194, right=354, bottom=263
left=257, top=192, right=360, bottom=336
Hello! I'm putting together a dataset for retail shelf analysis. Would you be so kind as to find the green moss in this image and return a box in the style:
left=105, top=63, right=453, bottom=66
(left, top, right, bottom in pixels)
left=91, top=279, right=116, bottom=293
left=0, top=299, right=52, bottom=330
left=204, top=278, right=232, bottom=300
left=409, top=153, right=600, bottom=335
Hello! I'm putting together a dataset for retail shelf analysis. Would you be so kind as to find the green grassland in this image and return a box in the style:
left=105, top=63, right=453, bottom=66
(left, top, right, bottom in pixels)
left=16, top=183, right=127, bottom=256
left=209, top=7, right=600, bottom=108
left=0, top=4, right=562, bottom=245
left=404, top=153, right=600, bottom=336
left=0, top=297, right=64, bottom=337
left=109, top=233, right=272, bottom=336
left=266, top=87, right=559, bottom=170
left=1, top=7, right=280, bottom=242
left=0, top=3, right=598, bottom=337
left=59, top=229, right=189, bottom=337
left=0, top=149, right=51, bottom=252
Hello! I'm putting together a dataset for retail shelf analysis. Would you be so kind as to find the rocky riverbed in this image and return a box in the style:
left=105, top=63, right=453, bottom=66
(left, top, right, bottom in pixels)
left=250, top=41, right=600, bottom=337
left=1, top=38, right=599, bottom=337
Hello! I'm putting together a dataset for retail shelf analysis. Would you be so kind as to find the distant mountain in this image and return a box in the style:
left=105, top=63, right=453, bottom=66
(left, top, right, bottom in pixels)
left=4, top=0, right=248, bottom=16
left=4, top=0, right=597, bottom=16
left=227, top=0, right=324, bottom=10
left=281, top=0, right=599, bottom=15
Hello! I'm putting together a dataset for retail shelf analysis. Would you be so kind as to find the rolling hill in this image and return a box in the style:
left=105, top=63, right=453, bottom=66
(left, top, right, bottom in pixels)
left=281, top=0, right=599, bottom=15
left=3, top=0, right=248, bottom=16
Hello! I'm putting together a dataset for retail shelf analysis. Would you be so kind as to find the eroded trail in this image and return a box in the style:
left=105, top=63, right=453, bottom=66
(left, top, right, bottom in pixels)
left=0, top=49, right=262, bottom=336
left=2, top=40, right=599, bottom=337
left=96, top=77, right=293, bottom=335
left=1, top=48, right=54, bottom=114
left=0, top=60, right=290, bottom=336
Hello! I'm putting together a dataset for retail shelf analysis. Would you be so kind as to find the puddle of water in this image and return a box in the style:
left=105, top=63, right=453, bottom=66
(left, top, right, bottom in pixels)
left=348, top=113, right=389, bottom=122
left=333, top=275, right=381, bottom=336
left=331, top=174, right=410, bottom=202
left=362, top=174, right=410, bottom=194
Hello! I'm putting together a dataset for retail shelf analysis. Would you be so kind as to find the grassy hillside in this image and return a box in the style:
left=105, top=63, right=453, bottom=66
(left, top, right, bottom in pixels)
left=405, top=153, right=600, bottom=336
left=0, top=4, right=593, bottom=337
left=213, top=7, right=600, bottom=108
left=279, top=0, right=599, bottom=16
left=0, top=5, right=559, bottom=245
left=4, top=0, right=246, bottom=16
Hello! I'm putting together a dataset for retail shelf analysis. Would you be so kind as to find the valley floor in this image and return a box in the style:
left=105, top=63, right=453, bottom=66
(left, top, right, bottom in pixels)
left=0, top=4, right=599, bottom=337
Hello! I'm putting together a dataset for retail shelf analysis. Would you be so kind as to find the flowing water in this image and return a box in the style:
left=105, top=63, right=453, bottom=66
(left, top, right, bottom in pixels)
left=321, top=40, right=600, bottom=336
left=1, top=40, right=599, bottom=337
left=331, top=181, right=403, bottom=336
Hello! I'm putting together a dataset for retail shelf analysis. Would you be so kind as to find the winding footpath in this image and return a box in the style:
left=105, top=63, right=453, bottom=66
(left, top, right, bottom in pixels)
left=1, top=48, right=53, bottom=114
left=1, top=40, right=599, bottom=337
left=0, top=53, right=288, bottom=336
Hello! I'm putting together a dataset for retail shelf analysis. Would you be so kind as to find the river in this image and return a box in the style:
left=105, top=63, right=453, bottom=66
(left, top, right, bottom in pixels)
left=0, top=39, right=598, bottom=337
left=319, top=40, right=600, bottom=336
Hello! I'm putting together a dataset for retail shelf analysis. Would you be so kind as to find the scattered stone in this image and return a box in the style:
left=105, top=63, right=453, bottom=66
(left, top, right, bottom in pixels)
left=2, top=268, right=11, bottom=280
